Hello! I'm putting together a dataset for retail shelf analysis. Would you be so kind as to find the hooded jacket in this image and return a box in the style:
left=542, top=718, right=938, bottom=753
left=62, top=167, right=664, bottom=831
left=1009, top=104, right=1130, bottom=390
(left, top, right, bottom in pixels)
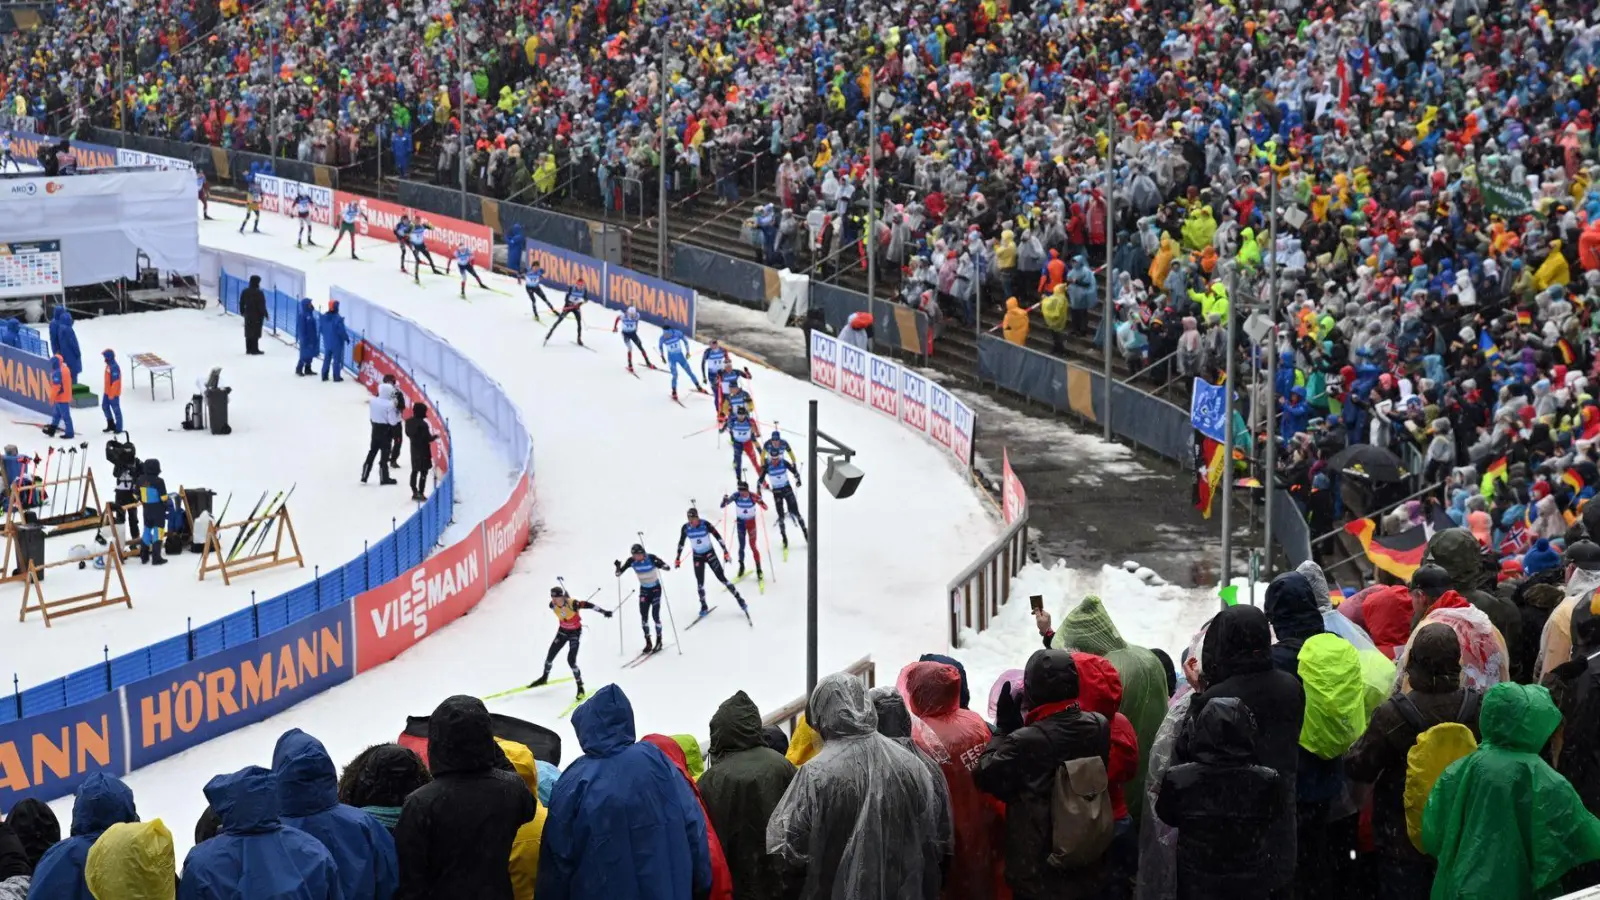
left=6, top=798, right=59, bottom=872
left=866, top=687, right=953, bottom=899
left=641, top=735, right=735, bottom=900
left=177, top=766, right=340, bottom=900
left=1051, top=596, right=1169, bottom=824
left=538, top=685, right=711, bottom=900
left=296, top=300, right=319, bottom=357
left=1428, top=528, right=1524, bottom=679
left=972, top=650, right=1111, bottom=900
left=1070, top=653, right=1141, bottom=821
left=27, top=772, right=139, bottom=900
left=84, top=820, right=175, bottom=900
left=49, top=305, right=82, bottom=379
left=1193, top=605, right=1304, bottom=889
left=1424, top=683, right=1600, bottom=898
left=902, top=662, right=1005, bottom=900
left=1002, top=297, right=1030, bottom=346
left=395, top=696, right=536, bottom=900
left=240, top=275, right=267, bottom=326
left=1348, top=623, right=1482, bottom=860
left=1264, top=572, right=1325, bottom=676
left=318, top=302, right=350, bottom=355
left=1156, top=697, right=1287, bottom=897
left=698, top=691, right=797, bottom=900
left=271, top=729, right=398, bottom=900
left=491, top=739, right=547, bottom=900
left=767, top=673, right=945, bottom=900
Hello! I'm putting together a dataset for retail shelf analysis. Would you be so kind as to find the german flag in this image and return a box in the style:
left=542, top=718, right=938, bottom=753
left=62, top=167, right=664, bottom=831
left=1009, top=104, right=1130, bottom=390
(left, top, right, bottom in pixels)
left=1559, top=338, right=1578, bottom=366
left=1567, top=468, right=1587, bottom=494
left=1344, top=518, right=1430, bottom=581
left=1196, top=437, right=1226, bottom=519
left=1517, top=308, right=1534, bottom=327
left=1481, top=455, right=1509, bottom=497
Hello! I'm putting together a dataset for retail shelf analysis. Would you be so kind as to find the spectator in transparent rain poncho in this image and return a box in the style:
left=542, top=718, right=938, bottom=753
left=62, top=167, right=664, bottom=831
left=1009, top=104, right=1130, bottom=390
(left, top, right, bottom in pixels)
left=766, top=673, right=946, bottom=900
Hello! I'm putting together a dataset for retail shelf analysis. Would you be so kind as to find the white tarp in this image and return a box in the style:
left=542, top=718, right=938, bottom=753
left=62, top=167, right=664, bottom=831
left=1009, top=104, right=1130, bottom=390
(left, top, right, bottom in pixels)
left=0, top=169, right=198, bottom=286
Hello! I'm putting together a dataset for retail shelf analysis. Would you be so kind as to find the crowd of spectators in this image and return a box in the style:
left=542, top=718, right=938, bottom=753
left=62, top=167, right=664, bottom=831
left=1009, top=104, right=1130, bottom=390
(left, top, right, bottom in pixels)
left=10, top=0, right=1600, bottom=531
left=3, top=562, right=1600, bottom=898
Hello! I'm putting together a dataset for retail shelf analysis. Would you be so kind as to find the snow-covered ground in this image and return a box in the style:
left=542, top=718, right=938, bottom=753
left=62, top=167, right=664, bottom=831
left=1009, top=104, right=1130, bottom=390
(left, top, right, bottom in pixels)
left=950, top=560, right=1228, bottom=717
left=46, top=214, right=1000, bottom=855
left=0, top=308, right=504, bottom=689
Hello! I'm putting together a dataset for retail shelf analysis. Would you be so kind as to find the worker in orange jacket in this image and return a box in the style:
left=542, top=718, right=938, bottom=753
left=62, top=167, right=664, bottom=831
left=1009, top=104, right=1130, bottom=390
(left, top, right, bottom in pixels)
left=102, top=349, right=123, bottom=433
left=1038, top=248, right=1067, bottom=293
left=45, top=353, right=74, bottom=439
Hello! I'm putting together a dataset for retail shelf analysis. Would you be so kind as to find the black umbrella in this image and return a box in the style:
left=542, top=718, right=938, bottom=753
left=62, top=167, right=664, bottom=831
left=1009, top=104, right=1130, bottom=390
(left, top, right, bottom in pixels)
left=1327, top=444, right=1405, bottom=482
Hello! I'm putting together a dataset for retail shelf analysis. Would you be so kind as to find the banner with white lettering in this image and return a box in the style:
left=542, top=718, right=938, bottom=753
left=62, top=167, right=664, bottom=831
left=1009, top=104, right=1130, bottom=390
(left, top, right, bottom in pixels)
left=355, top=528, right=488, bottom=672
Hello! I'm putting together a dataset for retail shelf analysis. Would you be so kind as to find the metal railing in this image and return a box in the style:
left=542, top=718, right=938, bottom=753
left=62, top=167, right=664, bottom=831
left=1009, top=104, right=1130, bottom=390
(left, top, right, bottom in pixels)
left=947, top=492, right=1031, bottom=647
left=760, top=656, right=878, bottom=734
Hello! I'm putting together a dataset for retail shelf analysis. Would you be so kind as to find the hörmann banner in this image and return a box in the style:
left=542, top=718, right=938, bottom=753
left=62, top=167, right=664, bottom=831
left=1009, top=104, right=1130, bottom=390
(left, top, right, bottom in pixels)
left=123, top=603, right=352, bottom=770
left=517, top=241, right=695, bottom=334
left=0, top=690, right=124, bottom=808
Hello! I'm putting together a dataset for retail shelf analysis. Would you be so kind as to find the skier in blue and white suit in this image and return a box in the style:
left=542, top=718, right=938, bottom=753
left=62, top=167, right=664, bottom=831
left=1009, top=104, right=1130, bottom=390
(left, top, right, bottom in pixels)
left=759, top=451, right=809, bottom=549
left=674, top=507, right=745, bottom=614
left=618, top=306, right=654, bottom=372
left=659, top=328, right=702, bottom=399
left=614, top=543, right=670, bottom=654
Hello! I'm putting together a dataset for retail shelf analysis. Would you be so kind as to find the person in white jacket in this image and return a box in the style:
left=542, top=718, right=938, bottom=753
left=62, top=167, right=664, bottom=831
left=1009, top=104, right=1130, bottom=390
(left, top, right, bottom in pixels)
left=361, top=376, right=402, bottom=485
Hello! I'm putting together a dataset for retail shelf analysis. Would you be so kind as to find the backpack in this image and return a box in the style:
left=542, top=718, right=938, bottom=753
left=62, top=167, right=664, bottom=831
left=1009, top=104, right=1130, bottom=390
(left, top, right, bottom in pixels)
left=1396, top=691, right=1481, bottom=851
left=1047, top=711, right=1115, bottom=870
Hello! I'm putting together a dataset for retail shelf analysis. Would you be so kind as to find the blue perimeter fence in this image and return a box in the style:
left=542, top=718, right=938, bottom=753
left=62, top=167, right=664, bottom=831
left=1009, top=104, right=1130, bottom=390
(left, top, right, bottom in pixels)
left=0, top=257, right=455, bottom=724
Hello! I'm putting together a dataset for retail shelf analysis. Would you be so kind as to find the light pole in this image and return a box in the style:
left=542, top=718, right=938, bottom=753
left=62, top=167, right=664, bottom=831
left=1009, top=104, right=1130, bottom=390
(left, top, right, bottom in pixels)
left=456, top=5, right=466, bottom=220
left=657, top=39, right=668, bottom=277
left=806, top=398, right=862, bottom=696
left=1221, top=262, right=1238, bottom=587
left=1102, top=106, right=1115, bottom=441
left=1263, top=169, right=1279, bottom=579
left=865, top=65, right=876, bottom=303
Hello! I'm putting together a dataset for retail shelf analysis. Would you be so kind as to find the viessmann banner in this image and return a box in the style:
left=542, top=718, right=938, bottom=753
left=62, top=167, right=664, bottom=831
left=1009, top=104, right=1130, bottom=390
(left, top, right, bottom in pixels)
left=808, top=330, right=974, bottom=471
left=334, top=191, right=493, bottom=269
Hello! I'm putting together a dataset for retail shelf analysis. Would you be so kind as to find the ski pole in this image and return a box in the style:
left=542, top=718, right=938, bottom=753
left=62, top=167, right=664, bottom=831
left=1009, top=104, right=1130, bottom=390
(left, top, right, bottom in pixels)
left=661, top=582, right=683, bottom=655
left=760, top=510, right=775, bottom=583
left=616, top=574, right=624, bottom=656
left=73, top=441, right=88, bottom=514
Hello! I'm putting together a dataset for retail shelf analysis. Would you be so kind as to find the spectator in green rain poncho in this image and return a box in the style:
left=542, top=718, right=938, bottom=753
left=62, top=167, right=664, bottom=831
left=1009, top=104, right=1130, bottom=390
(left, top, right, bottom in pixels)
left=1049, top=595, right=1168, bottom=823
left=1423, top=682, right=1600, bottom=899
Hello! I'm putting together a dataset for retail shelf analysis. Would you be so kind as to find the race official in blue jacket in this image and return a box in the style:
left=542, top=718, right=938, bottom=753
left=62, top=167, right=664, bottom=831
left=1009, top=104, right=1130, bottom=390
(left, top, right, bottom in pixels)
left=318, top=300, right=351, bottom=382
left=296, top=298, right=320, bottom=376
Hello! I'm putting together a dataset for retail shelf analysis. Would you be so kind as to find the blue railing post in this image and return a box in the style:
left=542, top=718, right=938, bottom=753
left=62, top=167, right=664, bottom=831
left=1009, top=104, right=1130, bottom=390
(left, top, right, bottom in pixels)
left=251, top=590, right=259, bottom=637
left=103, top=645, right=111, bottom=692
left=186, top=617, right=194, bottom=661
left=364, top=540, right=370, bottom=589
left=313, top=566, right=321, bottom=609
left=12, top=674, right=20, bottom=719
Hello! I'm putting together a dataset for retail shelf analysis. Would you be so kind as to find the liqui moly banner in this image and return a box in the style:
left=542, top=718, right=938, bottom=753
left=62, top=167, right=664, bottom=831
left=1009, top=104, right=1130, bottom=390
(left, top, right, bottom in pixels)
left=868, top=355, right=899, bottom=419
left=951, top=397, right=974, bottom=468
left=355, top=528, right=489, bottom=672
left=928, top=382, right=955, bottom=450
left=484, top=474, right=534, bottom=585
left=809, top=330, right=839, bottom=391
left=253, top=174, right=333, bottom=225
left=838, top=342, right=868, bottom=403
left=900, top=368, right=929, bottom=431
left=355, top=340, right=449, bottom=474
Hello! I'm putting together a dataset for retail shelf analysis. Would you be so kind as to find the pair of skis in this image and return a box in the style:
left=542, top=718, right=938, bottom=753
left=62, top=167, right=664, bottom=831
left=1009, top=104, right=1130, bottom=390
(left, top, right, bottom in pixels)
left=226, top=484, right=296, bottom=562
left=480, top=676, right=588, bottom=719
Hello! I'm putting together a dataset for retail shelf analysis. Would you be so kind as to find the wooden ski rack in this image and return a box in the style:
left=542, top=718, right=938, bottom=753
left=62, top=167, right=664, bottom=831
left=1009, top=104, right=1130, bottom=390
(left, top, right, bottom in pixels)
left=198, top=503, right=304, bottom=585
left=18, top=507, right=133, bottom=627
left=0, top=469, right=105, bottom=585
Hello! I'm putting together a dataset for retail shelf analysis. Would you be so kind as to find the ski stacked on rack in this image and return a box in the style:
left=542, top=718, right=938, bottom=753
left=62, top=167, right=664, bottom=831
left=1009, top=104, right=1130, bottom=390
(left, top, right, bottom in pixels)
left=227, top=485, right=294, bottom=562
left=245, top=483, right=297, bottom=557
left=481, top=676, right=573, bottom=701
left=225, top=491, right=269, bottom=558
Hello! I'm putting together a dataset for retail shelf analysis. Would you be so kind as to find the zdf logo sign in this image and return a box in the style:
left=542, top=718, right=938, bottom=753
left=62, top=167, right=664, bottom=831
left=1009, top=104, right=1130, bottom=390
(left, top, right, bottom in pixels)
left=44, top=182, right=63, bottom=194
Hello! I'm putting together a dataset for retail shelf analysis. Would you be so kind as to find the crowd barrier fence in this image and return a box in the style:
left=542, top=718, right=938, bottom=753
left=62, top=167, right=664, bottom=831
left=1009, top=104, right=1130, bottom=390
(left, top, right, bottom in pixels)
left=0, top=245, right=534, bottom=809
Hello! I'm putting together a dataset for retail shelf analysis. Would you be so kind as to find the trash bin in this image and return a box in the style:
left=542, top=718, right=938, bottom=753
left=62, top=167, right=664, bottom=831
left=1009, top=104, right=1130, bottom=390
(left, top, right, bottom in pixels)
left=205, top=387, right=231, bottom=435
